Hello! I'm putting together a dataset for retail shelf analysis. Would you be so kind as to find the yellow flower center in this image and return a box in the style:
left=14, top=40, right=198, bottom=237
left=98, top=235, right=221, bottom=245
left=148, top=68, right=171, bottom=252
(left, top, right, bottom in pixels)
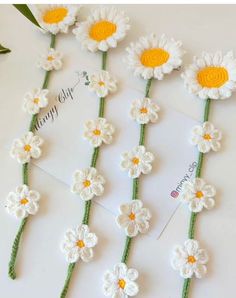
left=140, top=107, right=148, bottom=114
left=197, top=66, right=229, bottom=88
left=196, top=191, right=203, bottom=199
left=118, top=279, right=126, bottom=289
left=129, top=212, right=136, bottom=220
left=89, top=20, right=117, bottom=41
left=93, top=129, right=101, bottom=136
left=203, top=133, right=212, bottom=141
left=98, top=81, right=105, bottom=86
left=47, top=56, right=54, bottom=61
left=187, top=255, right=196, bottom=264
left=43, top=7, right=68, bottom=24
left=76, top=240, right=85, bottom=248
left=83, top=180, right=91, bottom=188
left=132, top=157, right=140, bottom=165
left=140, top=48, right=170, bottom=67
left=24, top=144, right=31, bottom=152
left=33, top=98, right=40, bottom=104
left=20, top=198, right=29, bottom=205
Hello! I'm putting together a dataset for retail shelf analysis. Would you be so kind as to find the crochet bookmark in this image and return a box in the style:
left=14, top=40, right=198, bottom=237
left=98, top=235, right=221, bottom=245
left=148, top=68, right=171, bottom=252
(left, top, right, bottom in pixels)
left=171, top=51, right=236, bottom=297
left=102, top=34, right=184, bottom=297
left=7, top=4, right=79, bottom=279
left=59, top=7, right=130, bottom=298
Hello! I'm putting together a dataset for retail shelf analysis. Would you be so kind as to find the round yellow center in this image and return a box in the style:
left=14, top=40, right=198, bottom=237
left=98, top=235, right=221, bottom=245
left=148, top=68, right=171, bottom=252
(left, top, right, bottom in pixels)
left=188, top=255, right=196, bottom=264
left=140, top=107, right=148, bottom=114
left=24, top=144, right=31, bottom=152
left=76, top=240, right=85, bottom=248
left=196, top=191, right=203, bottom=199
left=129, top=212, right=136, bottom=220
left=20, top=198, right=29, bottom=205
left=118, top=279, right=126, bottom=289
left=89, top=20, right=117, bottom=41
left=203, top=134, right=212, bottom=141
left=140, top=48, right=170, bottom=67
left=33, top=98, right=39, bottom=104
left=47, top=56, right=54, bottom=61
left=93, top=129, right=101, bottom=136
left=197, top=66, right=229, bottom=88
left=43, top=7, right=68, bottom=24
left=98, top=81, right=105, bottom=86
left=132, top=157, right=140, bottom=165
left=83, top=180, right=91, bottom=188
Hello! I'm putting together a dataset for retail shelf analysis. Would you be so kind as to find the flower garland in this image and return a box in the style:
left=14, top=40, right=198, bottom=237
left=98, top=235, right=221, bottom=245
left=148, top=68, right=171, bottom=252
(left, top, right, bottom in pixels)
left=171, top=51, right=236, bottom=297
left=6, top=4, right=79, bottom=280
left=103, top=34, right=184, bottom=298
left=59, top=7, right=130, bottom=298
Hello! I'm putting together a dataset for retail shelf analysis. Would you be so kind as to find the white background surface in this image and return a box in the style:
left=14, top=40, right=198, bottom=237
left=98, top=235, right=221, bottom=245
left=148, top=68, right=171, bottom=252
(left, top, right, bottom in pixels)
left=0, top=4, right=236, bottom=298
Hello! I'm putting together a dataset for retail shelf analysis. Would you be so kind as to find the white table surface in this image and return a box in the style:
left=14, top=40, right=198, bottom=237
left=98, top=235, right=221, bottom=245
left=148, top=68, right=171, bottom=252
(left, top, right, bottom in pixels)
left=1, top=4, right=236, bottom=298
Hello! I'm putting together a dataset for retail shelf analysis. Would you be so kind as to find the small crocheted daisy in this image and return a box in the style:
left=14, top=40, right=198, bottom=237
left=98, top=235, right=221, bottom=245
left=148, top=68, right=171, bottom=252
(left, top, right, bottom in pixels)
left=71, top=167, right=105, bottom=201
left=181, top=178, right=216, bottom=213
left=130, top=97, right=160, bottom=124
left=103, top=263, right=139, bottom=297
left=190, top=121, right=222, bottom=153
left=35, top=4, right=79, bottom=35
left=6, top=185, right=40, bottom=219
left=182, top=51, right=236, bottom=100
left=88, top=70, right=117, bottom=98
left=171, top=239, right=209, bottom=279
left=126, top=34, right=184, bottom=80
left=116, top=200, right=151, bottom=237
left=22, top=88, right=49, bottom=115
left=61, top=224, right=98, bottom=263
left=37, top=48, right=63, bottom=71
left=10, top=132, right=44, bottom=164
left=83, top=118, right=115, bottom=147
left=120, top=145, right=154, bottom=178
left=73, top=7, right=130, bottom=52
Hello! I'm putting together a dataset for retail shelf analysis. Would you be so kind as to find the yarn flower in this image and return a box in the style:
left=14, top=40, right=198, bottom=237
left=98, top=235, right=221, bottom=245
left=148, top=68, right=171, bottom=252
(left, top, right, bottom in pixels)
left=182, top=51, right=236, bottom=100
left=130, top=97, right=160, bottom=124
left=22, top=88, right=49, bottom=115
left=35, top=4, right=79, bottom=35
left=181, top=178, right=216, bottom=213
left=61, top=224, right=98, bottom=263
left=88, top=70, right=117, bottom=97
left=190, top=121, right=222, bottom=153
left=103, top=263, right=139, bottom=297
left=37, top=48, right=63, bottom=71
left=6, top=185, right=40, bottom=219
left=120, top=145, right=154, bottom=178
left=73, top=7, right=130, bottom=52
left=126, top=34, right=184, bottom=80
left=10, top=132, right=44, bottom=164
left=116, top=200, right=151, bottom=237
left=83, top=118, right=115, bottom=147
left=171, top=239, right=209, bottom=279
left=71, top=167, right=105, bottom=201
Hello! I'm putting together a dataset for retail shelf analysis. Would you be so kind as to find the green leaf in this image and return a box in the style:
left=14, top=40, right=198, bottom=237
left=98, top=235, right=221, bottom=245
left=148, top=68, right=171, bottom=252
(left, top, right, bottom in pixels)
left=0, top=43, right=11, bottom=54
left=13, top=4, right=41, bottom=28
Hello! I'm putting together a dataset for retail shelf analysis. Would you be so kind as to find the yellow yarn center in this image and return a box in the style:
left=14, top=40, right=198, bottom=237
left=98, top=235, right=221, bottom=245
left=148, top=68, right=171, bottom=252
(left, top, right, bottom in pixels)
left=89, top=21, right=117, bottom=41
left=47, top=56, right=54, bottom=61
left=196, top=191, right=203, bottom=199
left=197, top=66, right=229, bottom=88
left=83, top=180, right=91, bottom=188
left=188, top=255, right=196, bottom=264
left=118, top=279, right=126, bottom=289
left=43, top=7, right=68, bottom=24
left=140, top=48, right=170, bottom=67
left=132, top=157, right=140, bottom=165
left=129, top=212, right=136, bottom=220
left=76, top=240, right=85, bottom=248
left=140, top=107, right=148, bottom=114
left=20, top=198, right=29, bottom=205
left=98, top=81, right=105, bottom=86
left=203, top=134, right=212, bottom=141
left=93, top=129, right=101, bottom=136
left=33, top=98, right=39, bottom=104
left=24, top=144, right=31, bottom=152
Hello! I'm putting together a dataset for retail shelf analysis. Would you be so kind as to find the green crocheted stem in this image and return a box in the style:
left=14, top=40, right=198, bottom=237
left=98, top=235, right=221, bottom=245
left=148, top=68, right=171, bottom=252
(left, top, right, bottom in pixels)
left=60, top=263, right=76, bottom=298
left=102, top=51, right=107, bottom=71
left=121, top=236, right=132, bottom=264
left=182, top=98, right=211, bottom=297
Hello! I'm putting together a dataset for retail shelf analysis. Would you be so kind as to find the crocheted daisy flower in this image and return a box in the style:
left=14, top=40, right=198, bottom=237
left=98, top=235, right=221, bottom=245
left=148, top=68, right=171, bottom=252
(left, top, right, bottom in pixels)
left=88, top=70, right=117, bottom=98
left=83, top=118, right=115, bottom=147
left=182, top=51, right=236, bottom=100
left=35, top=5, right=79, bottom=35
left=126, top=34, right=184, bottom=80
left=37, top=48, right=63, bottom=71
left=130, top=97, right=160, bottom=124
left=181, top=178, right=216, bottom=213
left=73, top=7, right=130, bottom=52
left=6, top=185, right=40, bottom=219
left=103, top=263, right=139, bottom=297
left=22, top=88, right=49, bottom=115
left=120, top=145, right=154, bottom=178
left=190, top=121, right=222, bottom=153
left=10, top=132, right=44, bottom=164
left=116, top=200, right=151, bottom=237
left=171, top=239, right=209, bottom=279
left=61, top=224, right=98, bottom=263
left=71, top=167, right=105, bottom=201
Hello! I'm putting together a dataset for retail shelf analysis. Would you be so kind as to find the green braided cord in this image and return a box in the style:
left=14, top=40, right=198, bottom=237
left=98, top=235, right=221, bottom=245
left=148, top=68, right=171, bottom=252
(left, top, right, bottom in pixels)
left=102, top=51, right=107, bottom=70
left=8, top=217, right=28, bottom=279
left=132, top=178, right=139, bottom=200
left=82, top=200, right=92, bottom=225
left=182, top=98, right=211, bottom=298
left=139, top=124, right=146, bottom=146
left=60, top=263, right=76, bottom=298
left=145, top=78, right=153, bottom=97
left=99, top=97, right=105, bottom=118
left=8, top=33, right=56, bottom=280
left=121, top=237, right=132, bottom=264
